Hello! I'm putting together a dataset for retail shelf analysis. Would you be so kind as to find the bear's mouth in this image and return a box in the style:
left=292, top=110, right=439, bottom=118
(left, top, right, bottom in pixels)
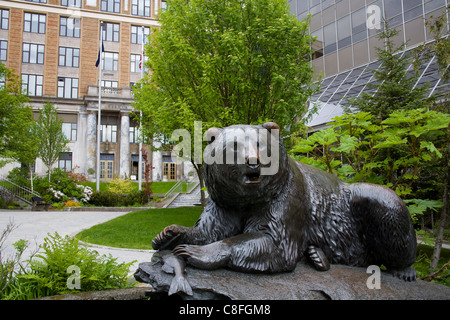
left=244, top=171, right=261, bottom=184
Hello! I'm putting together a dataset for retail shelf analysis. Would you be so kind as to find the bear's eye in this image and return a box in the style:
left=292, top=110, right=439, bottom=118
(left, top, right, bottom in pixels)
left=208, top=136, right=215, bottom=144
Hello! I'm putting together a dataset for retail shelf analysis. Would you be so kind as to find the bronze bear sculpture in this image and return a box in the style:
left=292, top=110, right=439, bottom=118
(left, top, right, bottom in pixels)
left=152, top=122, right=417, bottom=281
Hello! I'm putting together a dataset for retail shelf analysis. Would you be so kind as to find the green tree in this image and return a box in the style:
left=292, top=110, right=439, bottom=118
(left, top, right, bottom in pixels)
left=32, top=102, right=69, bottom=182
left=0, top=63, right=36, bottom=168
left=413, top=6, right=450, bottom=275
left=133, top=0, right=317, bottom=207
left=347, top=20, right=434, bottom=119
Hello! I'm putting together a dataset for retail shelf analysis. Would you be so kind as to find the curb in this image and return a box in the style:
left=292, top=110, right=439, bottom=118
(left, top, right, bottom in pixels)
left=64, top=206, right=156, bottom=212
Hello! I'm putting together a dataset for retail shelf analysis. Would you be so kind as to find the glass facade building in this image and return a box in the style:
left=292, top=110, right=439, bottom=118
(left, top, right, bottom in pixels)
left=288, top=0, right=449, bottom=130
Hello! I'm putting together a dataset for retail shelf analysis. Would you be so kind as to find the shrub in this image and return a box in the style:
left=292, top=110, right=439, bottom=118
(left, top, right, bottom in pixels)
left=34, top=168, right=91, bottom=204
left=6, top=167, right=31, bottom=189
left=50, top=202, right=65, bottom=210
left=63, top=200, right=80, bottom=208
left=3, top=233, right=134, bottom=300
left=88, top=190, right=120, bottom=207
left=121, top=190, right=146, bottom=207
left=88, top=190, right=146, bottom=207
left=106, top=177, right=135, bottom=194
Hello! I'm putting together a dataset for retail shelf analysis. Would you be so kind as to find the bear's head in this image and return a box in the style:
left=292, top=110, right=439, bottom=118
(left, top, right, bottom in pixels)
left=203, top=122, right=289, bottom=209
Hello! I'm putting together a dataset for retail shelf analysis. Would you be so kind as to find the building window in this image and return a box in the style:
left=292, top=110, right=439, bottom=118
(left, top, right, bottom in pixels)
left=102, top=22, right=120, bottom=42
left=61, top=0, right=82, bottom=7
left=424, top=0, right=446, bottom=14
left=403, top=0, right=424, bottom=22
left=59, top=152, right=72, bottom=172
left=100, top=125, right=117, bottom=143
left=311, top=29, right=323, bottom=59
left=21, top=74, right=43, bottom=96
left=101, top=0, right=121, bottom=13
left=102, top=52, right=119, bottom=71
left=131, top=54, right=147, bottom=72
left=0, top=41, right=7, bottom=61
left=0, top=9, right=9, bottom=30
left=323, top=22, right=336, bottom=55
left=24, top=13, right=46, bottom=34
left=132, top=0, right=151, bottom=17
left=130, top=54, right=140, bottom=72
left=351, top=7, right=367, bottom=43
left=59, top=47, right=80, bottom=67
left=62, top=123, right=77, bottom=141
left=384, top=0, right=403, bottom=27
left=101, top=80, right=119, bottom=88
left=25, top=0, right=47, bottom=3
left=57, top=77, right=78, bottom=99
left=129, top=126, right=140, bottom=143
left=131, top=25, right=150, bottom=44
left=22, top=43, right=45, bottom=64
left=60, top=17, right=80, bottom=38
left=337, top=15, right=351, bottom=49
left=161, top=0, right=167, bottom=11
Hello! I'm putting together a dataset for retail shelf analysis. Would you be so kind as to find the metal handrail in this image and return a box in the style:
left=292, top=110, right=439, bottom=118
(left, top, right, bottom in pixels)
left=163, top=178, right=199, bottom=200
left=0, top=175, right=41, bottom=204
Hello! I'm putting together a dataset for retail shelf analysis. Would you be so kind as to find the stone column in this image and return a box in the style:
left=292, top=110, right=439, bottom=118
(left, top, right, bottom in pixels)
left=152, top=136, right=163, bottom=181
left=119, top=112, right=130, bottom=179
left=86, top=112, right=97, bottom=179
left=77, top=109, right=88, bottom=174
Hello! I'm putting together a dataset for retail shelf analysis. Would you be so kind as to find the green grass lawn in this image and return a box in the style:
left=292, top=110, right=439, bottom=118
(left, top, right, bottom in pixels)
left=79, top=181, right=178, bottom=194
left=76, top=206, right=202, bottom=250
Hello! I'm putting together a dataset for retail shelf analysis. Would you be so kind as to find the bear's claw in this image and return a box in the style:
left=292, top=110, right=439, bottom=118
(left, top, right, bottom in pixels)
left=307, top=245, right=330, bottom=271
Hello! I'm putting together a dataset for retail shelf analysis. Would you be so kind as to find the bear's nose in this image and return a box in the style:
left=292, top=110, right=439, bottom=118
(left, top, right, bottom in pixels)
left=246, top=145, right=260, bottom=169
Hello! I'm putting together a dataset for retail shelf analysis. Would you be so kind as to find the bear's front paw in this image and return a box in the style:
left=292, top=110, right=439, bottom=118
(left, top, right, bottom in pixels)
left=152, top=225, right=186, bottom=250
left=173, top=242, right=231, bottom=270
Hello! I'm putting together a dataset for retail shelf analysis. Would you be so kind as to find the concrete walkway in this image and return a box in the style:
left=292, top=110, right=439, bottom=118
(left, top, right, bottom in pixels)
left=0, top=209, right=155, bottom=274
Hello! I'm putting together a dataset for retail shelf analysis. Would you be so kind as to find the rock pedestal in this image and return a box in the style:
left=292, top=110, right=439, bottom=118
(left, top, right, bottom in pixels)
left=134, top=258, right=450, bottom=300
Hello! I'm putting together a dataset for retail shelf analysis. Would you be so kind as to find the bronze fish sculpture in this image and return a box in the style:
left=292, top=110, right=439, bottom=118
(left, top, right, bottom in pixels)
left=159, top=250, right=193, bottom=296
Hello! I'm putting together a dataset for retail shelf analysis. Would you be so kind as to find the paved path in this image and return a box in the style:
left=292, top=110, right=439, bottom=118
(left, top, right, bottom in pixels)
left=0, top=210, right=154, bottom=275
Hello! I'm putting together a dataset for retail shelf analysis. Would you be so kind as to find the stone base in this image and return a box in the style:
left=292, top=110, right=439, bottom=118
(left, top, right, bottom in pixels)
left=134, top=258, right=450, bottom=300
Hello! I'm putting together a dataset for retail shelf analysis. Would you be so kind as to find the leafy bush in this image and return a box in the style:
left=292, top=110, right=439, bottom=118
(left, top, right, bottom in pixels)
left=3, top=233, right=134, bottom=300
left=50, top=202, right=65, bottom=210
left=88, top=190, right=121, bottom=207
left=6, top=167, right=31, bottom=189
left=63, top=200, right=80, bottom=208
left=107, top=177, right=135, bottom=194
left=291, top=109, right=450, bottom=224
left=34, top=168, right=92, bottom=204
left=88, top=190, right=146, bottom=207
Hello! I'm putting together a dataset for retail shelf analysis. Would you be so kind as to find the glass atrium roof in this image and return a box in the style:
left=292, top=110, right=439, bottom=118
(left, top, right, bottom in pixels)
left=306, top=45, right=448, bottom=130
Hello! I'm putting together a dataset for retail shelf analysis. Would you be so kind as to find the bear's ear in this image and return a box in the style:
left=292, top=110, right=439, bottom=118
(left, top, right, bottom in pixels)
left=205, top=127, right=222, bottom=144
left=262, top=122, right=280, bottom=131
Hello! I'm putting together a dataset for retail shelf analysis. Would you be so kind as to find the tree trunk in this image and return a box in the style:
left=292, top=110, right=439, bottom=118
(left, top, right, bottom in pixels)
left=429, top=142, right=449, bottom=273
left=191, top=160, right=205, bottom=210
left=29, top=163, right=34, bottom=192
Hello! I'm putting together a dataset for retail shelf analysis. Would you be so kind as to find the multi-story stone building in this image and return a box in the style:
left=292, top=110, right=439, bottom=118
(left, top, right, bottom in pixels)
left=288, top=0, right=449, bottom=131
left=0, top=0, right=190, bottom=182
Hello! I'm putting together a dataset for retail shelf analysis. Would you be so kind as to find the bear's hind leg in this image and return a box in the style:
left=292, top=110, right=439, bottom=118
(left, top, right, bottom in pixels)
left=388, top=265, right=417, bottom=282
left=350, top=183, right=417, bottom=281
